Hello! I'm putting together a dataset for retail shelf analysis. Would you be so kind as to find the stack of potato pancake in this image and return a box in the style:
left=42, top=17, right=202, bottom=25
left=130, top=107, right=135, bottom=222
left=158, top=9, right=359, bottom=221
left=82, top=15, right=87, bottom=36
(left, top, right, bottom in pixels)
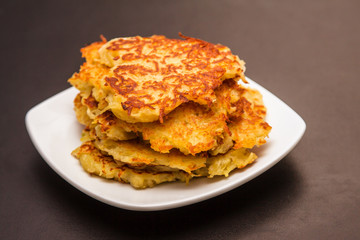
left=68, top=34, right=271, bottom=189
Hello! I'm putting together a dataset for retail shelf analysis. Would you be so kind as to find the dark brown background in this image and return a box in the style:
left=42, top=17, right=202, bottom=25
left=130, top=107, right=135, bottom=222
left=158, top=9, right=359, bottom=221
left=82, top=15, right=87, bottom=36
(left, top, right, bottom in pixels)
left=1, top=0, right=359, bottom=239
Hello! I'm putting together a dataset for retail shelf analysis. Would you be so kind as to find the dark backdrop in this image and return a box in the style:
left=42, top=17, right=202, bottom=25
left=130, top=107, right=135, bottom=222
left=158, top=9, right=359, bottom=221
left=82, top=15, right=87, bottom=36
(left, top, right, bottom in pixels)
left=1, top=1, right=359, bottom=239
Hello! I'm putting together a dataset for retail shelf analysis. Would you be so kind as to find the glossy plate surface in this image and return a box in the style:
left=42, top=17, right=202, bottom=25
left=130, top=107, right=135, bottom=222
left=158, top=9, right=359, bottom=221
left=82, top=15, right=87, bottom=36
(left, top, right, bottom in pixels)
left=25, top=78, right=306, bottom=211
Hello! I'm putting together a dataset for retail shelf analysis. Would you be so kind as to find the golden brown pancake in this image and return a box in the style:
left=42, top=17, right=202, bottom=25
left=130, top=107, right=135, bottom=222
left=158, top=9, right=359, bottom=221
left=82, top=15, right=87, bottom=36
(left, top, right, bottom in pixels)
left=69, top=34, right=246, bottom=123
left=228, top=87, right=272, bottom=149
left=72, top=141, right=192, bottom=189
left=73, top=79, right=271, bottom=155
left=72, top=140, right=257, bottom=189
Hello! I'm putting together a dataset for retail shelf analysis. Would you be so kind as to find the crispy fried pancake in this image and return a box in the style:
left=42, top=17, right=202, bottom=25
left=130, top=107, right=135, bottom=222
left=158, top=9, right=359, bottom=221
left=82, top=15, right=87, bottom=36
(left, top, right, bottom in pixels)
left=73, top=93, right=92, bottom=126
left=69, top=35, right=246, bottom=123
left=206, top=147, right=257, bottom=178
left=72, top=140, right=257, bottom=189
left=82, top=121, right=208, bottom=174
left=91, top=103, right=229, bottom=155
left=229, top=88, right=272, bottom=149
left=74, top=80, right=271, bottom=155
left=93, top=138, right=208, bottom=174
left=72, top=141, right=191, bottom=189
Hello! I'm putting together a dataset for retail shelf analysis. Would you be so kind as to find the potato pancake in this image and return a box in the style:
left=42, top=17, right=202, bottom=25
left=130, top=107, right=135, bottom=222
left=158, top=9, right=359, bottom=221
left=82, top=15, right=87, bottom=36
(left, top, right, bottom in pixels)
left=72, top=140, right=256, bottom=189
left=72, top=141, right=192, bottom=189
left=74, top=79, right=271, bottom=155
left=69, top=34, right=246, bottom=123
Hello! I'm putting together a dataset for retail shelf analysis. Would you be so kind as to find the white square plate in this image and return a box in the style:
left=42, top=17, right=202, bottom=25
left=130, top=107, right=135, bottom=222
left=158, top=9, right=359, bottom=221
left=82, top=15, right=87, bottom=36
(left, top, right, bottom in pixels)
left=25, top=78, right=305, bottom=211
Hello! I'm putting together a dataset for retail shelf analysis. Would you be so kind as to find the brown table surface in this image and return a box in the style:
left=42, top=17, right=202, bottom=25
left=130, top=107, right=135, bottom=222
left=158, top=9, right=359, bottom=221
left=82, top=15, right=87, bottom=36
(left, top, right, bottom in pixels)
left=1, top=0, right=359, bottom=239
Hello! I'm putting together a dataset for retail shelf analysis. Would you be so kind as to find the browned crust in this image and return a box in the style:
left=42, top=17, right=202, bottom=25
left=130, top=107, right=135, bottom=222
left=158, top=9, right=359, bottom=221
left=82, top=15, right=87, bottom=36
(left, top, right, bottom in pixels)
left=69, top=34, right=245, bottom=122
